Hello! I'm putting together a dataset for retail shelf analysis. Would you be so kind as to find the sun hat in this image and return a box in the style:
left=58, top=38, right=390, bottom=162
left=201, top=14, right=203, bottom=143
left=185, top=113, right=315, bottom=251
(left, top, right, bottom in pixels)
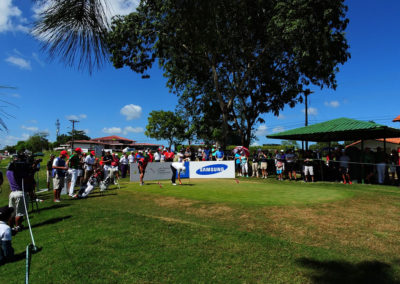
left=75, top=147, right=82, bottom=153
left=60, top=150, right=68, bottom=156
left=91, top=151, right=95, bottom=156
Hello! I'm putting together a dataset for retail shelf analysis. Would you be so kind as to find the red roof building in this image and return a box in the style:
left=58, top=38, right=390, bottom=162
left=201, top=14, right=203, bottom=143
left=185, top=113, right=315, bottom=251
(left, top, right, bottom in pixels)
left=68, top=136, right=160, bottom=152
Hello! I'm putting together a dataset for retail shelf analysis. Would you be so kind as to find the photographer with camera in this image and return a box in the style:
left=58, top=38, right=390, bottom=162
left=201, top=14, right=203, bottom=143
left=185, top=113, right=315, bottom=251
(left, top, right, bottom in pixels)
left=5, top=151, right=38, bottom=233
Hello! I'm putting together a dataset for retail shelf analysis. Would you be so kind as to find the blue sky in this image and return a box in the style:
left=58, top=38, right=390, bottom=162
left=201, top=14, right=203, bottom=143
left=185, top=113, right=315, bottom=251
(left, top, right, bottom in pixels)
left=0, top=0, right=399, bottom=147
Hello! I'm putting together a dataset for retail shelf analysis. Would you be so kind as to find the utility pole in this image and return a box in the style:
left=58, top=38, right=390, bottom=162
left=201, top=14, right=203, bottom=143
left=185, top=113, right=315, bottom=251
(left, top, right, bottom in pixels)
left=69, top=119, right=79, bottom=151
left=304, top=89, right=313, bottom=150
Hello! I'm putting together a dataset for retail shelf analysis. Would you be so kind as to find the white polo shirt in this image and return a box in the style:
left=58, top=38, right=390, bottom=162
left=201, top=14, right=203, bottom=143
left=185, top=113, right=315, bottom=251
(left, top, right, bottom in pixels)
left=0, top=221, right=12, bottom=242
left=84, top=156, right=95, bottom=171
left=171, top=162, right=185, bottom=172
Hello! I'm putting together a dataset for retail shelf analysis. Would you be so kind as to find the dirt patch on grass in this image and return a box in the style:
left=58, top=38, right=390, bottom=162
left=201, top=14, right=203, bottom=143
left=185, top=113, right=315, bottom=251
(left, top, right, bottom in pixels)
left=255, top=195, right=400, bottom=255
left=153, top=196, right=197, bottom=208
left=186, top=204, right=233, bottom=218
left=142, top=214, right=210, bottom=227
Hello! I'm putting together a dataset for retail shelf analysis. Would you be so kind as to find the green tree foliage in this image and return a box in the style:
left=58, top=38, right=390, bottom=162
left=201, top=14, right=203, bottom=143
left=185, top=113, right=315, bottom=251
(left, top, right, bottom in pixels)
left=107, top=0, right=350, bottom=147
left=15, top=141, right=26, bottom=153
left=56, top=134, right=70, bottom=144
left=145, top=111, right=187, bottom=149
left=67, top=130, right=90, bottom=141
left=3, top=145, right=16, bottom=154
left=56, top=131, right=90, bottom=145
left=281, top=140, right=300, bottom=149
left=32, top=0, right=109, bottom=73
left=25, top=133, right=50, bottom=153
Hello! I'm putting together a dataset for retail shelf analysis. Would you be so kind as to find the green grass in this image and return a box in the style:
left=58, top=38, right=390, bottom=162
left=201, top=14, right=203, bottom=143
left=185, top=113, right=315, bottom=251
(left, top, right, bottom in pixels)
left=1, top=156, right=400, bottom=283
left=134, top=178, right=355, bottom=206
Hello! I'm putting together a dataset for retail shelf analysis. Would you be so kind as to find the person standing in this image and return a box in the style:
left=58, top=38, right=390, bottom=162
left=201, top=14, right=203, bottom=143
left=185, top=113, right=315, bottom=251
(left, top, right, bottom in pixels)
left=259, top=151, right=268, bottom=179
left=184, top=147, right=192, bottom=161
left=240, top=151, right=249, bottom=178
left=203, top=147, right=211, bottom=161
left=52, top=150, right=68, bottom=202
left=67, top=148, right=82, bottom=197
left=6, top=156, right=29, bottom=231
left=102, top=151, right=113, bottom=178
left=164, top=148, right=175, bottom=162
left=46, top=154, right=55, bottom=190
left=119, top=153, right=129, bottom=178
left=235, top=151, right=242, bottom=176
left=197, top=148, right=203, bottom=161
left=375, top=147, right=387, bottom=184
left=215, top=148, right=225, bottom=161
left=251, top=151, right=259, bottom=178
left=83, top=151, right=95, bottom=183
left=303, top=151, right=314, bottom=182
left=136, top=150, right=149, bottom=186
left=285, top=149, right=297, bottom=181
left=153, top=149, right=161, bottom=162
left=339, top=150, right=352, bottom=184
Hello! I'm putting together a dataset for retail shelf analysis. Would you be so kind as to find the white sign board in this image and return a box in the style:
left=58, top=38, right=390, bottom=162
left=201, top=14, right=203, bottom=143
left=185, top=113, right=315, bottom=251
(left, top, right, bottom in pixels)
left=189, top=161, right=235, bottom=178
left=130, top=162, right=174, bottom=181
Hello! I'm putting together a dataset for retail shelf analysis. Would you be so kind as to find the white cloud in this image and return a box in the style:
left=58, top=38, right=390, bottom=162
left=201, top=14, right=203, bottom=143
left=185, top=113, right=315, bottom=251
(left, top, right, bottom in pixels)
left=10, top=93, right=20, bottom=98
left=21, top=125, right=38, bottom=132
left=66, top=114, right=87, bottom=120
left=272, top=126, right=285, bottom=133
left=255, top=125, right=268, bottom=136
left=106, top=0, right=139, bottom=19
left=29, top=120, right=38, bottom=124
left=83, top=129, right=90, bottom=134
left=102, top=127, right=122, bottom=134
left=302, top=107, right=318, bottom=116
left=120, top=104, right=142, bottom=120
left=0, top=133, right=29, bottom=146
left=5, top=56, right=31, bottom=70
left=324, top=101, right=340, bottom=108
left=123, top=126, right=144, bottom=135
left=277, top=114, right=286, bottom=120
left=250, top=142, right=260, bottom=146
left=0, top=0, right=26, bottom=33
left=32, top=52, right=45, bottom=67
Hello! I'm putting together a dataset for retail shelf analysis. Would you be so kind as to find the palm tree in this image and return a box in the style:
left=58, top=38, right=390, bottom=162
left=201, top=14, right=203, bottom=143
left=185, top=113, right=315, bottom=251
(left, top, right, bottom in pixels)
left=0, top=86, right=17, bottom=132
left=32, top=0, right=110, bottom=74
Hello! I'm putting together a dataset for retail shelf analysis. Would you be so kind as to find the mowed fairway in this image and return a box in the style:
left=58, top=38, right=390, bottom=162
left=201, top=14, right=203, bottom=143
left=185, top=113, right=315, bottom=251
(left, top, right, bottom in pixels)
left=1, top=178, right=400, bottom=283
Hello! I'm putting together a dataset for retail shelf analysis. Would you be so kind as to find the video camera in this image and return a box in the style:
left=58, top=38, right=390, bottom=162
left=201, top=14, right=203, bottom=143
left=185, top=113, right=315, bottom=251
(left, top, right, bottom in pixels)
left=8, top=151, right=42, bottom=179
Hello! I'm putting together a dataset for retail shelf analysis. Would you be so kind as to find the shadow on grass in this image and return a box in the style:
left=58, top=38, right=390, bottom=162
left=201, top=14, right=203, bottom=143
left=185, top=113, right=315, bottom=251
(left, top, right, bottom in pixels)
left=297, top=257, right=399, bottom=284
left=34, top=203, right=71, bottom=212
left=31, top=215, right=72, bottom=229
left=84, top=192, right=117, bottom=199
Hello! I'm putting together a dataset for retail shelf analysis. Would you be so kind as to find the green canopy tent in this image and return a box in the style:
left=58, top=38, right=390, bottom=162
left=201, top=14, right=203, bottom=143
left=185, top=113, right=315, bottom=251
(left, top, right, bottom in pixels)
left=267, top=118, right=400, bottom=142
left=267, top=118, right=400, bottom=183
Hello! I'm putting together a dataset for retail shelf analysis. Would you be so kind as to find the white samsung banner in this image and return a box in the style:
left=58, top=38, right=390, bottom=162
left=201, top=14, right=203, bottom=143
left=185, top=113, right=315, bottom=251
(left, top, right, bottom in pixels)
left=189, top=161, right=235, bottom=178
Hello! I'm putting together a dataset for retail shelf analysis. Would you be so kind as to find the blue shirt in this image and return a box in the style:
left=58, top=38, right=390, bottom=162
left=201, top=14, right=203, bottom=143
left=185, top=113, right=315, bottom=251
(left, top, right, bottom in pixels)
left=235, top=153, right=241, bottom=164
left=216, top=150, right=224, bottom=159
left=204, top=149, right=210, bottom=161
